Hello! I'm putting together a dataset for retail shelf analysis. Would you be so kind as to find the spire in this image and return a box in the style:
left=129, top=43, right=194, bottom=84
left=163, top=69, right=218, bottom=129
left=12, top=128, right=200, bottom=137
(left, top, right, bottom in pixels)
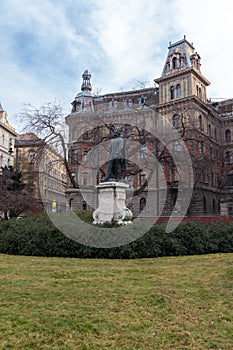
left=81, top=70, right=92, bottom=92
left=0, top=102, right=4, bottom=112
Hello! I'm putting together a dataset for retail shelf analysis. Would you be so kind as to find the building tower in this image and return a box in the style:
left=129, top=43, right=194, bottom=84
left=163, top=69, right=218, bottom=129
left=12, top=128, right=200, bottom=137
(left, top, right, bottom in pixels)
left=155, top=36, right=210, bottom=104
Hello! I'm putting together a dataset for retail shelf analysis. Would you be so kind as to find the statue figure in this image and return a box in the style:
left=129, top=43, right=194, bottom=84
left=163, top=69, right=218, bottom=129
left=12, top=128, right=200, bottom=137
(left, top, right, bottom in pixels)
left=103, top=129, right=126, bottom=182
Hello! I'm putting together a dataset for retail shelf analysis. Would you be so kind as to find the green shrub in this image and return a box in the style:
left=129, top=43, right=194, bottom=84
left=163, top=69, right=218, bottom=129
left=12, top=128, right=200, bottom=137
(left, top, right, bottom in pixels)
left=0, top=216, right=232, bottom=258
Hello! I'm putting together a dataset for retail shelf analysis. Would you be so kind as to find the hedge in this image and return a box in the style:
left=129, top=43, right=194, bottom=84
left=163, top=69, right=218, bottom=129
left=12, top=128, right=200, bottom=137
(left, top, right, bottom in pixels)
left=0, top=215, right=232, bottom=258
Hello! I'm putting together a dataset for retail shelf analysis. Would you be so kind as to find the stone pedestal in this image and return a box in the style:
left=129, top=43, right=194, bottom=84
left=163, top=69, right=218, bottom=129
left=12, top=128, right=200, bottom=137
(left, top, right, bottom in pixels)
left=93, top=182, right=133, bottom=224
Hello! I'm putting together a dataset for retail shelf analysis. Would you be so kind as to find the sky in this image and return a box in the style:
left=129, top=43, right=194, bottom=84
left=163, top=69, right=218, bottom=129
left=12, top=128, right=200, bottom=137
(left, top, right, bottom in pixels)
left=0, top=0, right=232, bottom=132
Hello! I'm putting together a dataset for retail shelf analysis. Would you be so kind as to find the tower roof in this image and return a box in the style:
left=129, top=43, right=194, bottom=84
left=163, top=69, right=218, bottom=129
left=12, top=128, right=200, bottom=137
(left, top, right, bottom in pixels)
left=161, top=36, right=195, bottom=76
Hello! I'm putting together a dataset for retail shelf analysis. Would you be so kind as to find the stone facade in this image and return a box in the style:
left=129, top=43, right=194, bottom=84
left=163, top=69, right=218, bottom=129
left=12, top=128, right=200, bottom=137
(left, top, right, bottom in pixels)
left=0, top=103, right=17, bottom=170
left=65, top=37, right=233, bottom=218
left=15, top=133, right=67, bottom=212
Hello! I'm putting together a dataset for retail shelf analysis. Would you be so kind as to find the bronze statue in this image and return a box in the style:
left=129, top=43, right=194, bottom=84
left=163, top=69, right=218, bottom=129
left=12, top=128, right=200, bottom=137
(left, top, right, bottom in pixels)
left=103, top=129, right=126, bottom=182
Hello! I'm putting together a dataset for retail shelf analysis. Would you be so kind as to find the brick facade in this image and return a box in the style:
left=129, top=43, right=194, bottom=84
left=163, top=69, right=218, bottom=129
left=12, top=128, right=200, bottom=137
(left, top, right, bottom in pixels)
left=65, top=38, right=233, bottom=218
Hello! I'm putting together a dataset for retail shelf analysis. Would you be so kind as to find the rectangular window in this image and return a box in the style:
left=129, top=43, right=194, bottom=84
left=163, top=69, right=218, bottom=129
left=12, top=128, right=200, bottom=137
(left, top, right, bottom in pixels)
left=83, top=172, right=88, bottom=186
left=139, top=173, right=146, bottom=186
left=83, top=148, right=88, bottom=162
left=227, top=174, right=233, bottom=187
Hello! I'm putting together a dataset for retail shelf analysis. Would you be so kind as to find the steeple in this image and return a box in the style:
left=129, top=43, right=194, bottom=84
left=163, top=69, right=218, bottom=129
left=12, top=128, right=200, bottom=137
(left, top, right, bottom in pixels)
left=81, top=70, right=92, bottom=92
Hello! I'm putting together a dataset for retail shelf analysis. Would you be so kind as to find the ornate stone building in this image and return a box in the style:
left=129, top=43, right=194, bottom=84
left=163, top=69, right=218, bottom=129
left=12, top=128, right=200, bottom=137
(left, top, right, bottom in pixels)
left=66, top=37, right=233, bottom=217
left=0, top=103, right=17, bottom=169
left=15, top=133, right=67, bottom=212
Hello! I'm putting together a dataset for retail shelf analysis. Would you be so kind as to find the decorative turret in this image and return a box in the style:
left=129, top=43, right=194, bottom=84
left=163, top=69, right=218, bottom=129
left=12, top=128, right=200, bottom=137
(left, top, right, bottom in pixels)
left=70, top=70, right=94, bottom=114
left=155, top=36, right=210, bottom=104
left=81, top=70, right=92, bottom=92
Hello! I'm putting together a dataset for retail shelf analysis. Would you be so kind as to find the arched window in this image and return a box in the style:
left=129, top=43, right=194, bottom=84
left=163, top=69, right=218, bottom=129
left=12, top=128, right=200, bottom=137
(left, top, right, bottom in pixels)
left=170, top=86, right=175, bottom=100
left=208, top=124, right=212, bottom=137
left=140, top=198, right=146, bottom=211
left=173, top=114, right=180, bottom=129
left=200, top=141, right=204, bottom=154
left=213, top=199, right=216, bottom=213
left=225, top=129, right=231, bottom=142
left=216, top=173, right=220, bottom=188
left=172, top=57, right=178, bottom=69
left=210, top=146, right=213, bottom=159
left=199, top=115, right=203, bottom=130
left=203, top=196, right=207, bottom=213
left=82, top=200, right=87, bottom=210
left=69, top=198, right=74, bottom=210
left=211, top=170, right=214, bottom=187
left=227, top=174, right=233, bottom=187
left=83, top=172, right=88, bottom=185
left=199, top=87, right=202, bottom=99
left=225, top=151, right=231, bottom=164
left=176, top=84, right=181, bottom=98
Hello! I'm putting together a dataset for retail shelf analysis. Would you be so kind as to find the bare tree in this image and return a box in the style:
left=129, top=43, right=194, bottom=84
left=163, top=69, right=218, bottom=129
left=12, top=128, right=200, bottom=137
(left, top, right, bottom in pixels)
left=19, top=102, right=77, bottom=188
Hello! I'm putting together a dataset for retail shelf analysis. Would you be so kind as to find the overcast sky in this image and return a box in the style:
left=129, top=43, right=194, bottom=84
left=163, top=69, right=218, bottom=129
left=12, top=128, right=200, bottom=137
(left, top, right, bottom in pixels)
left=0, top=0, right=232, bottom=132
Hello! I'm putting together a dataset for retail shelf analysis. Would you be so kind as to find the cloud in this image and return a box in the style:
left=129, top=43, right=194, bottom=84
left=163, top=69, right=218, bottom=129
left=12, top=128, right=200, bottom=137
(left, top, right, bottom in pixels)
left=0, top=0, right=232, bottom=132
left=172, top=0, right=233, bottom=99
left=89, top=0, right=172, bottom=91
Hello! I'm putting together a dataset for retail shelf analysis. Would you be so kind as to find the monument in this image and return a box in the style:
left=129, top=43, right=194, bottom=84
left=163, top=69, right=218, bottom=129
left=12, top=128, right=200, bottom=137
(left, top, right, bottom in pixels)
left=93, top=130, right=133, bottom=224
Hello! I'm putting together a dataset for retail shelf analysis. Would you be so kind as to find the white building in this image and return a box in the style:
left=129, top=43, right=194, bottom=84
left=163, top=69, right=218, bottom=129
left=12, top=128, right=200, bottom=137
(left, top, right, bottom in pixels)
left=0, top=103, right=17, bottom=169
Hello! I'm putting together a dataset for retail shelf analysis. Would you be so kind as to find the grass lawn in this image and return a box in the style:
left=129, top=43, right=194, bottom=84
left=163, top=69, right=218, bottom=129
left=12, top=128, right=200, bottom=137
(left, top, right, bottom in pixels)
left=0, top=253, right=232, bottom=350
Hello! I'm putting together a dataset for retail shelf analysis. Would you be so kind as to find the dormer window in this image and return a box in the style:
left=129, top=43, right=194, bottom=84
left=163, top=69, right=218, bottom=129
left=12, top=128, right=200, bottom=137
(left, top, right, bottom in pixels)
left=128, top=99, right=133, bottom=106
left=139, top=96, right=145, bottom=105
left=172, top=57, right=178, bottom=69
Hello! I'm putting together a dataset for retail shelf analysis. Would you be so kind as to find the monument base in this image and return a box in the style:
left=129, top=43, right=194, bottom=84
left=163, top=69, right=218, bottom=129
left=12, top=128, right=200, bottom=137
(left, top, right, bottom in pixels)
left=93, top=181, right=133, bottom=225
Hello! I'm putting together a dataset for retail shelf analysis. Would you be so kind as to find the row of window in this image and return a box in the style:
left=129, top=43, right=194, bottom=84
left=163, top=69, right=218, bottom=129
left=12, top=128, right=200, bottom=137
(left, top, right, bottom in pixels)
left=1, top=135, right=13, bottom=148
left=109, top=96, right=146, bottom=108
left=170, top=84, right=204, bottom=101
left=167, top=56, right=183, bottom=71
left=203, top=196, right=220, bottom=213
left=198, top=115, right=219, bottom=140
left=198, top=142, right=220, bottom=162
left=200, top=168, right=221, bottom=188
left=0, top=154, right=11, bottom=167
left=170, top=84, right=181, bottom=100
